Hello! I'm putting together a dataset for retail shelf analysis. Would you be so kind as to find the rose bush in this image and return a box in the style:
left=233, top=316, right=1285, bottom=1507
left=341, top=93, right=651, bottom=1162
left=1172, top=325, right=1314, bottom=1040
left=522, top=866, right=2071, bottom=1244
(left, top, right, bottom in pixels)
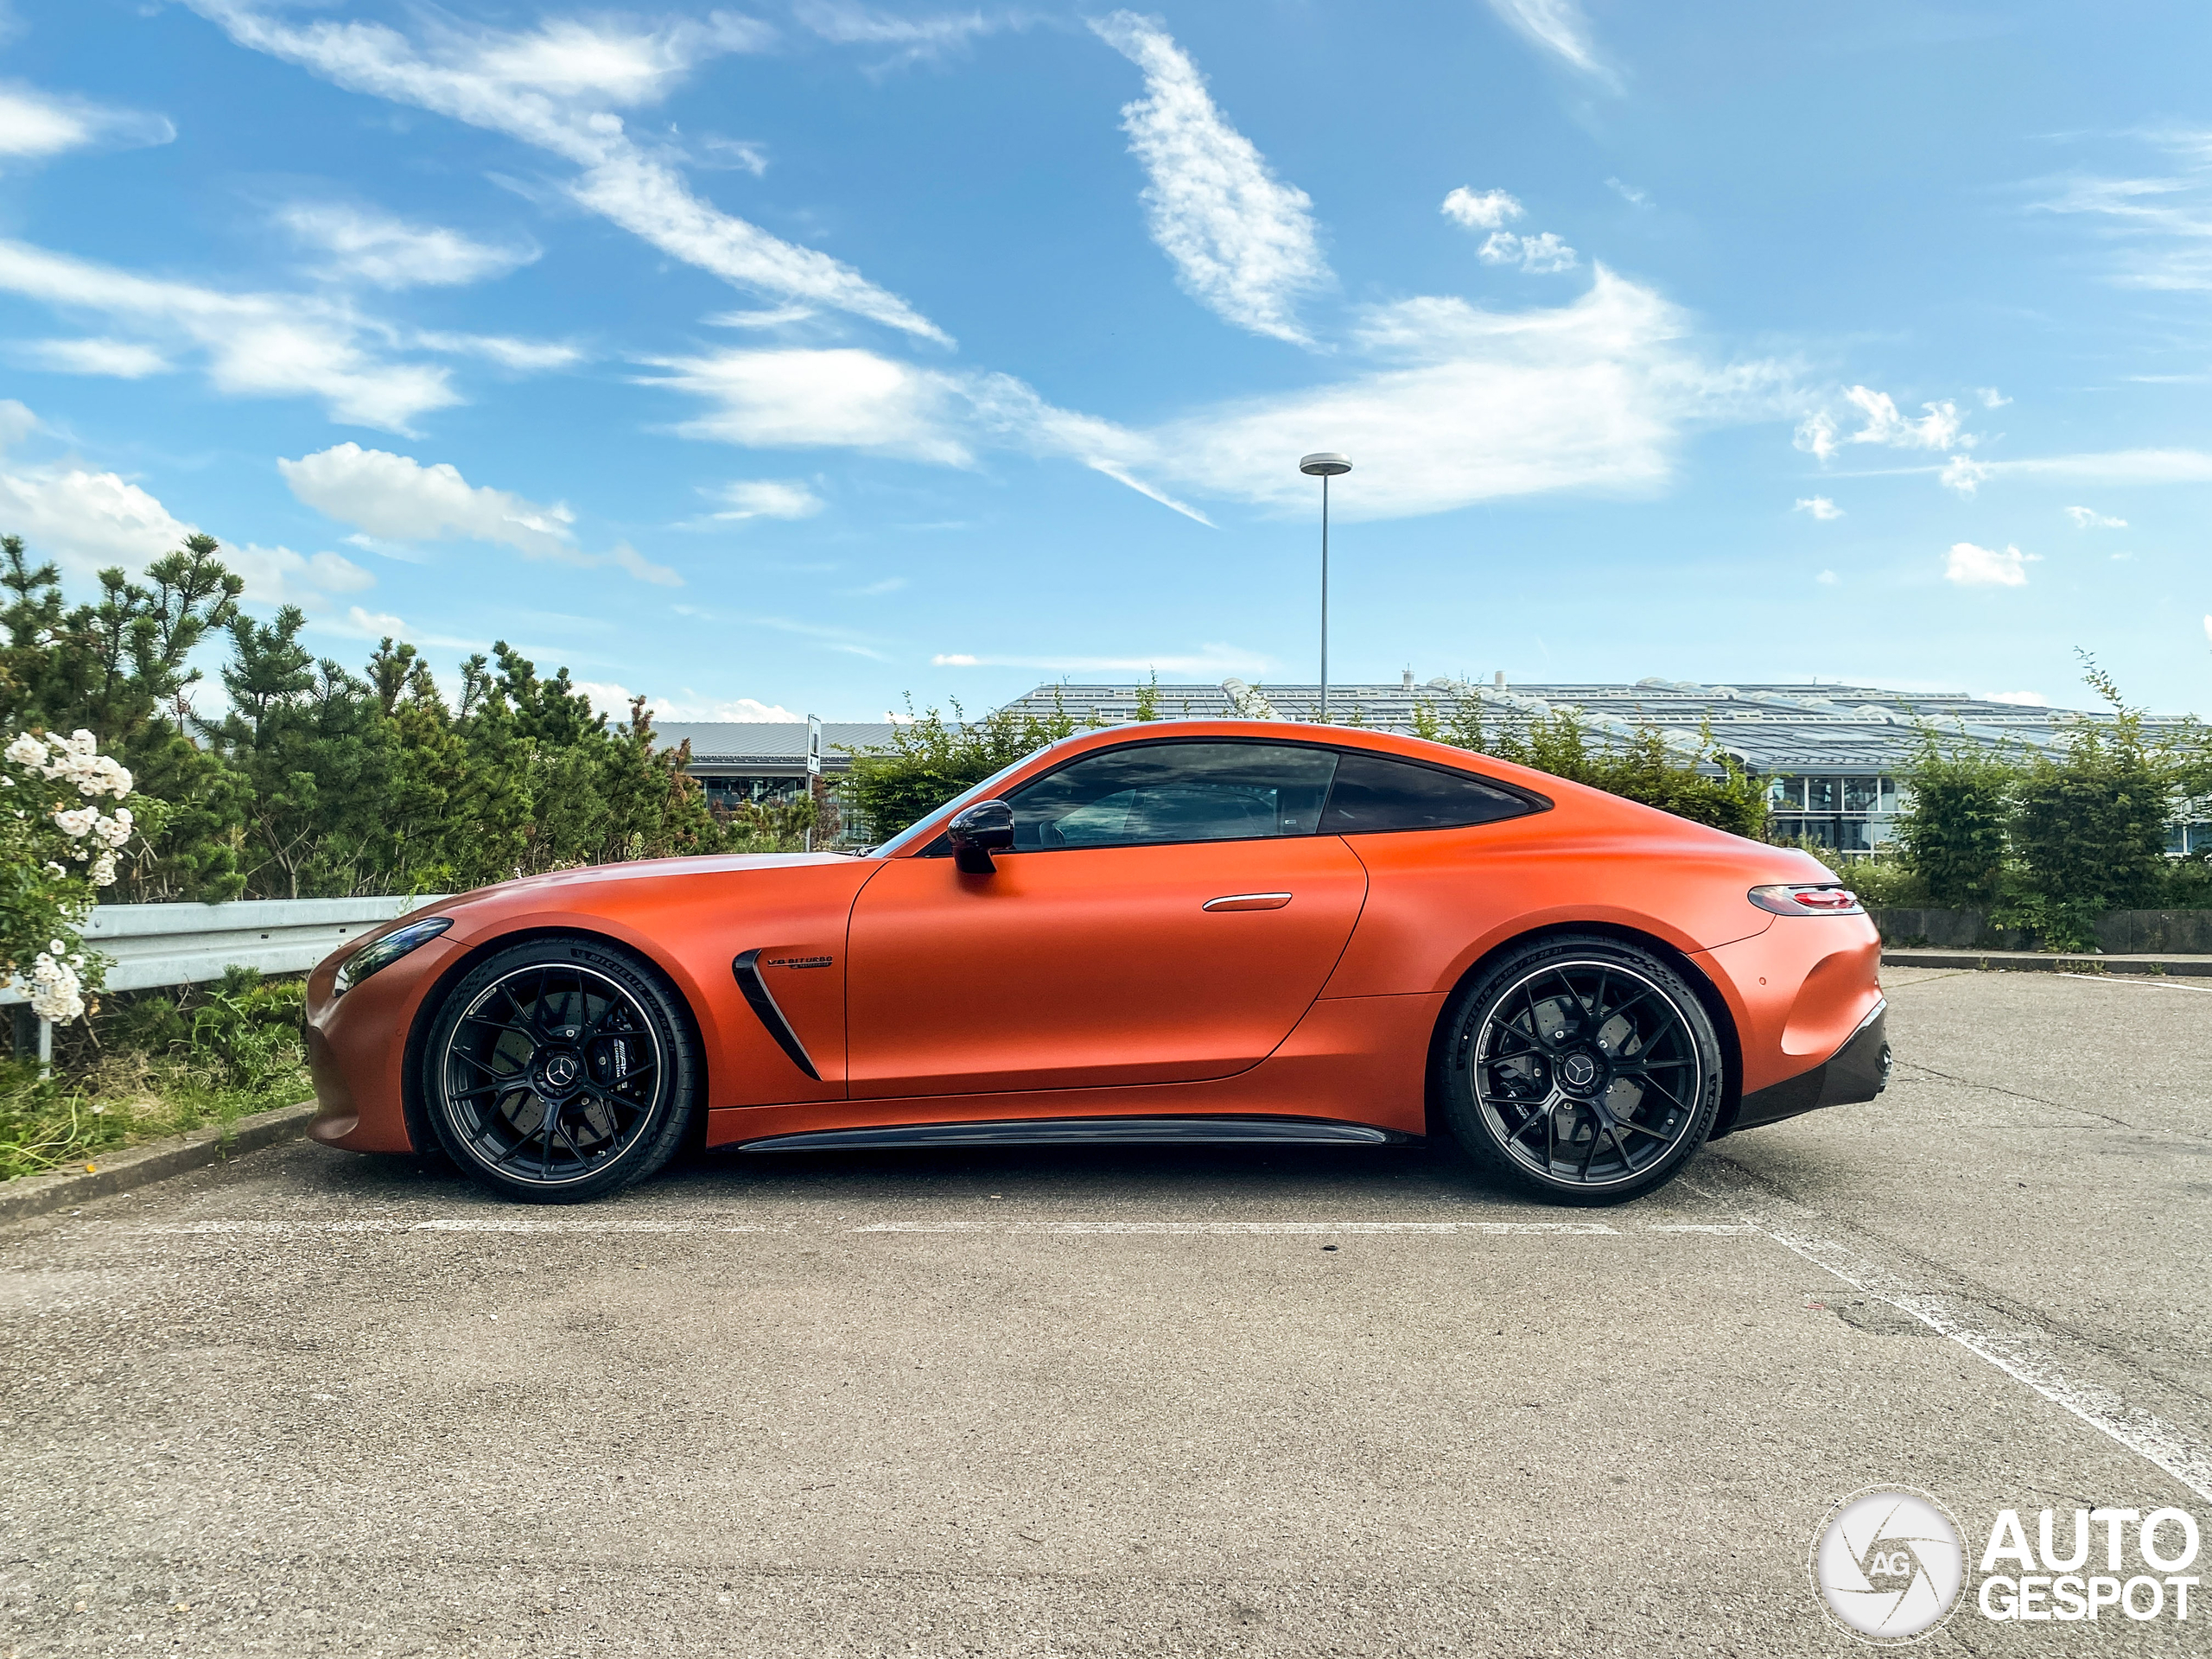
left=0, top=728, right=143, bottom=1023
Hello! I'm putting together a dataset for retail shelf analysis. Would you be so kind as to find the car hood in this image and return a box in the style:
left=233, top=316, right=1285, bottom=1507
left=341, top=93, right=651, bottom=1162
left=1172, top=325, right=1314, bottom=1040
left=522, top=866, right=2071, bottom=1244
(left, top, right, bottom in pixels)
left=425, top=851, right=867, bottom=915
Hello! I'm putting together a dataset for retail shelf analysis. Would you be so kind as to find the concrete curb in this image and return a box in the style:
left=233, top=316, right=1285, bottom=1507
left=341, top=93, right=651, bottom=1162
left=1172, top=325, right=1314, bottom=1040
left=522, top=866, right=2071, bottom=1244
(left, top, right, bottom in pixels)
left=1883, top=949, right=2212, bottom=977
left=0, top=1099, right=316, bottom=1226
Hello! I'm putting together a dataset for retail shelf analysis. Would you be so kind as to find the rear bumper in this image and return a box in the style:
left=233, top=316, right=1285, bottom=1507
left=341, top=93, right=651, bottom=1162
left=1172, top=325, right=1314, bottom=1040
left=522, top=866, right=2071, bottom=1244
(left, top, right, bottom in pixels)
left=1725, top=1001, right=1891, bottom=1135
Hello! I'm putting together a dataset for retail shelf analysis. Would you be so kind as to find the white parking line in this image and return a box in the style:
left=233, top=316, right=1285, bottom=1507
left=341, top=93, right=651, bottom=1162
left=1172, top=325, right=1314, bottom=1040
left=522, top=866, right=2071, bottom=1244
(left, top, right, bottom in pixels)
left=114, top=1216, right=1709, bottom=1239
left=849, top=1219, right=1622, bottom=1236
left=2058, top=972, right=2212, bottom=994
left=1688, top=1162, right=2212, bottom=1503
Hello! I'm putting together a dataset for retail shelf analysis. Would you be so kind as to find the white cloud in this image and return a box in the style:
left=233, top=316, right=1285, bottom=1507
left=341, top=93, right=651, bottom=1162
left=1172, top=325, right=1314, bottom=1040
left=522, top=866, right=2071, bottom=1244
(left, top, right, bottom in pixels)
left=280, top=442, right=682, bottom=586
left=843, top=575, right=907, bottom=595
left=1141, top=270, right=1777, bottom=519
left=1794, top=495, right=1842, bottom=520
left=0, top=463, right=191, bottom=575
left=0, top=415, right=373, bottom=609
left=1944, top=542, right=2036, bottom=587
left=1984, top=690, right=2049, bottom=706
left=1605, top=178, right=1649, bottom=207
left=1978, top=386, right=2011, bottom=408
left=2063, top=505, right=2126, bottom=528
left=575, top=681, right=803, bottom=722
left=2029, top=132, right=2212, bottom=292
left=279, top=203, right=537, bottom=289
left=226, top=542, right=378, bottom=607
left=1959, top=449, right=2212, bottom=486
left=1090, top=12, right=1329, bottom=345
left=1815, top=569, right=1839, bottom=585
left=1442, top=188, right=1522, bottom=231
left=282, top=442, right=572, bottom=556
left=1842, top=385, right=1967, bottom=450
left=931, top=641, right=1272, bottom=676
left=1940, top=454, right=1991, bottom=496
left=20, top=337, right=170, bottom=378
left=1484, top=0, right=1611, bottom=79
left=0, top=238, right=455, bottom=431
left=645, top=347, right=975, bottom=463
left=645, top=268, right=1788, bottom=524
left=411, top=331, right=584, bottom=372
left=709, top=480, right=826, bottom=520
left=795, top=2, right=1002, bottom=67
left=1793, top=411, right=1837, bottom=462
left=0, top=85, right=173, bottom=162
left=192, top=3, right=948, bottom=343
left=1478, top=230, right=1577, bottom=273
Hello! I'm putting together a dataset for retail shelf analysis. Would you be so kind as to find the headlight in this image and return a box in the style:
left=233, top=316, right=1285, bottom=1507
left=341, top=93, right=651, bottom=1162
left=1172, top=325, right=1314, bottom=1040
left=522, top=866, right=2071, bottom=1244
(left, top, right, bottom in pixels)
left=334, top=917, right=454, bottom=995
left=1747, top=883, right=1863, bottom=917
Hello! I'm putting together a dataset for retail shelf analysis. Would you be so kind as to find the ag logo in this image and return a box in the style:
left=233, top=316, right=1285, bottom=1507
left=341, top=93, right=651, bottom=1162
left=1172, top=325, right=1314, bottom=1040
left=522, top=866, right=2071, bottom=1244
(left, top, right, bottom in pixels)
left=1810, top=1488, right=1965, bottom=1643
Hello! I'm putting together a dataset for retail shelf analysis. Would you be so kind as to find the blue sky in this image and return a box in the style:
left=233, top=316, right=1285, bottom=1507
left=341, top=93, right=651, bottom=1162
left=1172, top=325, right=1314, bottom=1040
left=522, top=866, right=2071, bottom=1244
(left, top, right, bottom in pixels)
left=1, top=0, right=2209, bottom=721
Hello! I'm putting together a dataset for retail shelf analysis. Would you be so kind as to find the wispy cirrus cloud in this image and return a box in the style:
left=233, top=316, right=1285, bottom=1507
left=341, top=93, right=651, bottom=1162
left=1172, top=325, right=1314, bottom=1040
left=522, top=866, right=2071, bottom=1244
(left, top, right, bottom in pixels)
left=0, top=239, right=457, bottom=431
left=18, top=337, right=171, bottom=378
left=0, top=83, right=174, bottom=164
left=1090, top=12, right=1330, bottom=346
left=280, top=442, right=679, bottom=586
left=188, top=3, right=950, bottom=344
left=279, top=203, right=537, bottom=289
left=1483, top=0, right=1613, bottom=83
left=794, top=2, right=1005, bottom=69
left=645, top=269, right=1786, bottom=523
left=707, top=479, right=826, bottom=520
left=2031, top=130, right=2212, bottom=292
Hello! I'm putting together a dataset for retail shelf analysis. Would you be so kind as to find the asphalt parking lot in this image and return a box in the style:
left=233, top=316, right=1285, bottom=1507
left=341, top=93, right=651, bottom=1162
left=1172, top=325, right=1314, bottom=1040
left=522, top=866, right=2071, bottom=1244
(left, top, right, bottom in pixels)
left=3, top=966, right=2209, bottom=1656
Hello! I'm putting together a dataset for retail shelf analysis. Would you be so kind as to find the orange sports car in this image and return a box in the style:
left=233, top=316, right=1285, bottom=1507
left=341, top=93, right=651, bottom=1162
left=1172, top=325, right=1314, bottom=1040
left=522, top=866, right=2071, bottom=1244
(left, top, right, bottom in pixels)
left=303, top=721, right=1889, bottom=1205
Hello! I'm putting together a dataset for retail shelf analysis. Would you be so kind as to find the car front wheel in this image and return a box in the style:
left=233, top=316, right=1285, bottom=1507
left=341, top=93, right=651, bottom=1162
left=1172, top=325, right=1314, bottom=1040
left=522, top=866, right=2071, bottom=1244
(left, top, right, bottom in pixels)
left=420, top=937, right=698, bottom=1204
left=1437, top=935, right=1724, bottom=1205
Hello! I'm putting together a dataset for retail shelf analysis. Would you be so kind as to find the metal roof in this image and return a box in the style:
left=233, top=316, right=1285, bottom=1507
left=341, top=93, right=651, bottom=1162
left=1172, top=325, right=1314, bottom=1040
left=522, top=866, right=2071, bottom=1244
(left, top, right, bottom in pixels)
left=994, top=677, right=2196, bottom=776
left=652, top=721, right=899, bottom=772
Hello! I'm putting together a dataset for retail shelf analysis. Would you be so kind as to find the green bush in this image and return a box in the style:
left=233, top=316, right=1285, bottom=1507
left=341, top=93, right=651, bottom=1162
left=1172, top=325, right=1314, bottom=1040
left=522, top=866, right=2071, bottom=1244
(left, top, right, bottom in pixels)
left=1893, top=731, right=2014, bottom=908
left=844, top=695, right=1088, bottom=841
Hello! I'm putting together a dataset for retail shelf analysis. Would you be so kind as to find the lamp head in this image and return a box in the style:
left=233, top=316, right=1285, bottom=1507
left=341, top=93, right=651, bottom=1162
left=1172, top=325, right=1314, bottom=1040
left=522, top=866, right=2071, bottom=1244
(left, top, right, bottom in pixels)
left=1299, top=452, right=1352, bottom=477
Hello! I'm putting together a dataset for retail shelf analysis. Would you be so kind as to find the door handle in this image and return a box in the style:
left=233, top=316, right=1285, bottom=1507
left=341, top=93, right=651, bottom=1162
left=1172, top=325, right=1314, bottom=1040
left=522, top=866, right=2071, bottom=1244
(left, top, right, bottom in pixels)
left=1201, top=893, right=1292, bottom=912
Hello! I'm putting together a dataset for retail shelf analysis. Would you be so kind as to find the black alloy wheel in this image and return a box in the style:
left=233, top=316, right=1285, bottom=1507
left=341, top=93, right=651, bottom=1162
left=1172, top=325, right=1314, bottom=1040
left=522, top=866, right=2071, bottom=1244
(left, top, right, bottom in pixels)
left=421, top=938, right=697, bottom=1203
left=1437, top=935, right=1724, bottom=1205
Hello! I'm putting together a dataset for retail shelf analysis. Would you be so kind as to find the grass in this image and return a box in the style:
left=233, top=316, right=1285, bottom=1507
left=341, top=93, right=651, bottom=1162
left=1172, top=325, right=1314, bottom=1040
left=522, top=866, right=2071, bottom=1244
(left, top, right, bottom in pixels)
left=0, top=968, right=312, bottom=1182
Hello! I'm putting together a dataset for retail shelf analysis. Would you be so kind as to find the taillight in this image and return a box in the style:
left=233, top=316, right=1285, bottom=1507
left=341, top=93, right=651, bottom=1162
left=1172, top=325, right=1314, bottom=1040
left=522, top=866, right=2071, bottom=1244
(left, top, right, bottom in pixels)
left=1748, top=884, right=1863, bottom=917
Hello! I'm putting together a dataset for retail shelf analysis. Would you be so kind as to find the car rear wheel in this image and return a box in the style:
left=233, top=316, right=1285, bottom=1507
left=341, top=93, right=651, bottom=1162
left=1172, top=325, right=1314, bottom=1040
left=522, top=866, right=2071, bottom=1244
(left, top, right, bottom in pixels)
left=1436, top=936, right=1724, bottom=1205
left=420, top=938, right=697, bottom=1204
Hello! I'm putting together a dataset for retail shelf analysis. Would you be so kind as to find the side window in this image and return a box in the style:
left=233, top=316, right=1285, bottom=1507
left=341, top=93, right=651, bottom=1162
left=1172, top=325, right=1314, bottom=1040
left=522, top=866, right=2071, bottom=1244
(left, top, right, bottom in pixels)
left=1319, top=752, right=1535, bottom=835
left=1008, top=742, right=1339, bottom=850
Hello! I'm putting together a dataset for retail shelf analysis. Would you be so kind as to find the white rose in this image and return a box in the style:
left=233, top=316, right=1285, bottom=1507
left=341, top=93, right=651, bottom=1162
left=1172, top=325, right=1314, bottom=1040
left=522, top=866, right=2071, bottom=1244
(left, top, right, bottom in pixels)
left=51, top=805, right=95, bottom=837
left=3, top=734, right=45, bottom=767
left=90, top=851, right=117, bottom=887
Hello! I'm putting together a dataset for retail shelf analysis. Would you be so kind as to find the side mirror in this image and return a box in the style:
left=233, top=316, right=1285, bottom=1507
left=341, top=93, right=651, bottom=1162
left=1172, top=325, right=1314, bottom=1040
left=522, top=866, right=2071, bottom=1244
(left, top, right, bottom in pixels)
left=948, top=798, right=1015, bottom=874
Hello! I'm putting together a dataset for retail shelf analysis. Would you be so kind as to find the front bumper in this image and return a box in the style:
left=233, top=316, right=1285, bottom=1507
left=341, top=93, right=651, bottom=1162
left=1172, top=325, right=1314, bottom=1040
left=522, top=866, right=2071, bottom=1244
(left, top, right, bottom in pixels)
left=1726, top=1001, right=1891, bottom=1135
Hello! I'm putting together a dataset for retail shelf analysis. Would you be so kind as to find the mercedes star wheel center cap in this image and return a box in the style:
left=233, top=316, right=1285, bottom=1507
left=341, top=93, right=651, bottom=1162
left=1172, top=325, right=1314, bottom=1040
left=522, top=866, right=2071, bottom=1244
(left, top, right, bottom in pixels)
left=543, top=1053, right=580, bottom=1090
left=1560, top=1052, right=1599, bottom=1090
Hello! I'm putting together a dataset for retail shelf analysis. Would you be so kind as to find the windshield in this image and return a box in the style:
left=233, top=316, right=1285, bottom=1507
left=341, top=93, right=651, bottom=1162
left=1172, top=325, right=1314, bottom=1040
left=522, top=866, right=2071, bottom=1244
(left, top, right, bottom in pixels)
left=867, top=745, right=1057, bottom=857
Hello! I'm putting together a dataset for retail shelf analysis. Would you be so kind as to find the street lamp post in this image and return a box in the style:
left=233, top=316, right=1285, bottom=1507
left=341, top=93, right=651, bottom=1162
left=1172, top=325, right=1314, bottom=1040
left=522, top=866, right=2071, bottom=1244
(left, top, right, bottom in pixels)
left=1299, top=453, right=1351, bottom=723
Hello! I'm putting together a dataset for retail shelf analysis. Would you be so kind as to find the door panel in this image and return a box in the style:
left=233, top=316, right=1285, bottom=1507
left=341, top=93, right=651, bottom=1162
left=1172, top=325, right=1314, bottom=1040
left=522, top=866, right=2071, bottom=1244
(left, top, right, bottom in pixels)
left=846, top=838, right=1368, bottom=1097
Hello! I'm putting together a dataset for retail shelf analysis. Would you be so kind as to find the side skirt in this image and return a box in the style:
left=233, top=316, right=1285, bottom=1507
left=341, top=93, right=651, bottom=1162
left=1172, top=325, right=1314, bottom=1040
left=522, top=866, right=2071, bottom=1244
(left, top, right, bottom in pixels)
left=734, top=1116, right=1410, bottom=1154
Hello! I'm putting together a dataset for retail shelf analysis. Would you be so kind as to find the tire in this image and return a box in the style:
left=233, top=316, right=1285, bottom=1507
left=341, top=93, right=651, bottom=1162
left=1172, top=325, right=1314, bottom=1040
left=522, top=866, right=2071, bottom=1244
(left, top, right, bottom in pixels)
left=1435, top=935, right=1724, bottom=1205
left=419, top=936, right=699, bottom=1204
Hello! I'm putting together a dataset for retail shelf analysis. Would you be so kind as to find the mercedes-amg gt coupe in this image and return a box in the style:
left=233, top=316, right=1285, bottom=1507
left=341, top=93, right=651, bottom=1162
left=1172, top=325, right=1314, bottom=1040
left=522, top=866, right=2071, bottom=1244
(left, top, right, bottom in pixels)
left=304, top=721, right=1889, bottom=1205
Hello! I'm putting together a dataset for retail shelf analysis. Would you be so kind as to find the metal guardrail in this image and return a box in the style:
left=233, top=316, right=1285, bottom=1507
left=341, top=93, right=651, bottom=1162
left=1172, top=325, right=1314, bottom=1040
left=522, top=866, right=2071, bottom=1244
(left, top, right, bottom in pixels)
left=0, top=895, right=449, bottom=1007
